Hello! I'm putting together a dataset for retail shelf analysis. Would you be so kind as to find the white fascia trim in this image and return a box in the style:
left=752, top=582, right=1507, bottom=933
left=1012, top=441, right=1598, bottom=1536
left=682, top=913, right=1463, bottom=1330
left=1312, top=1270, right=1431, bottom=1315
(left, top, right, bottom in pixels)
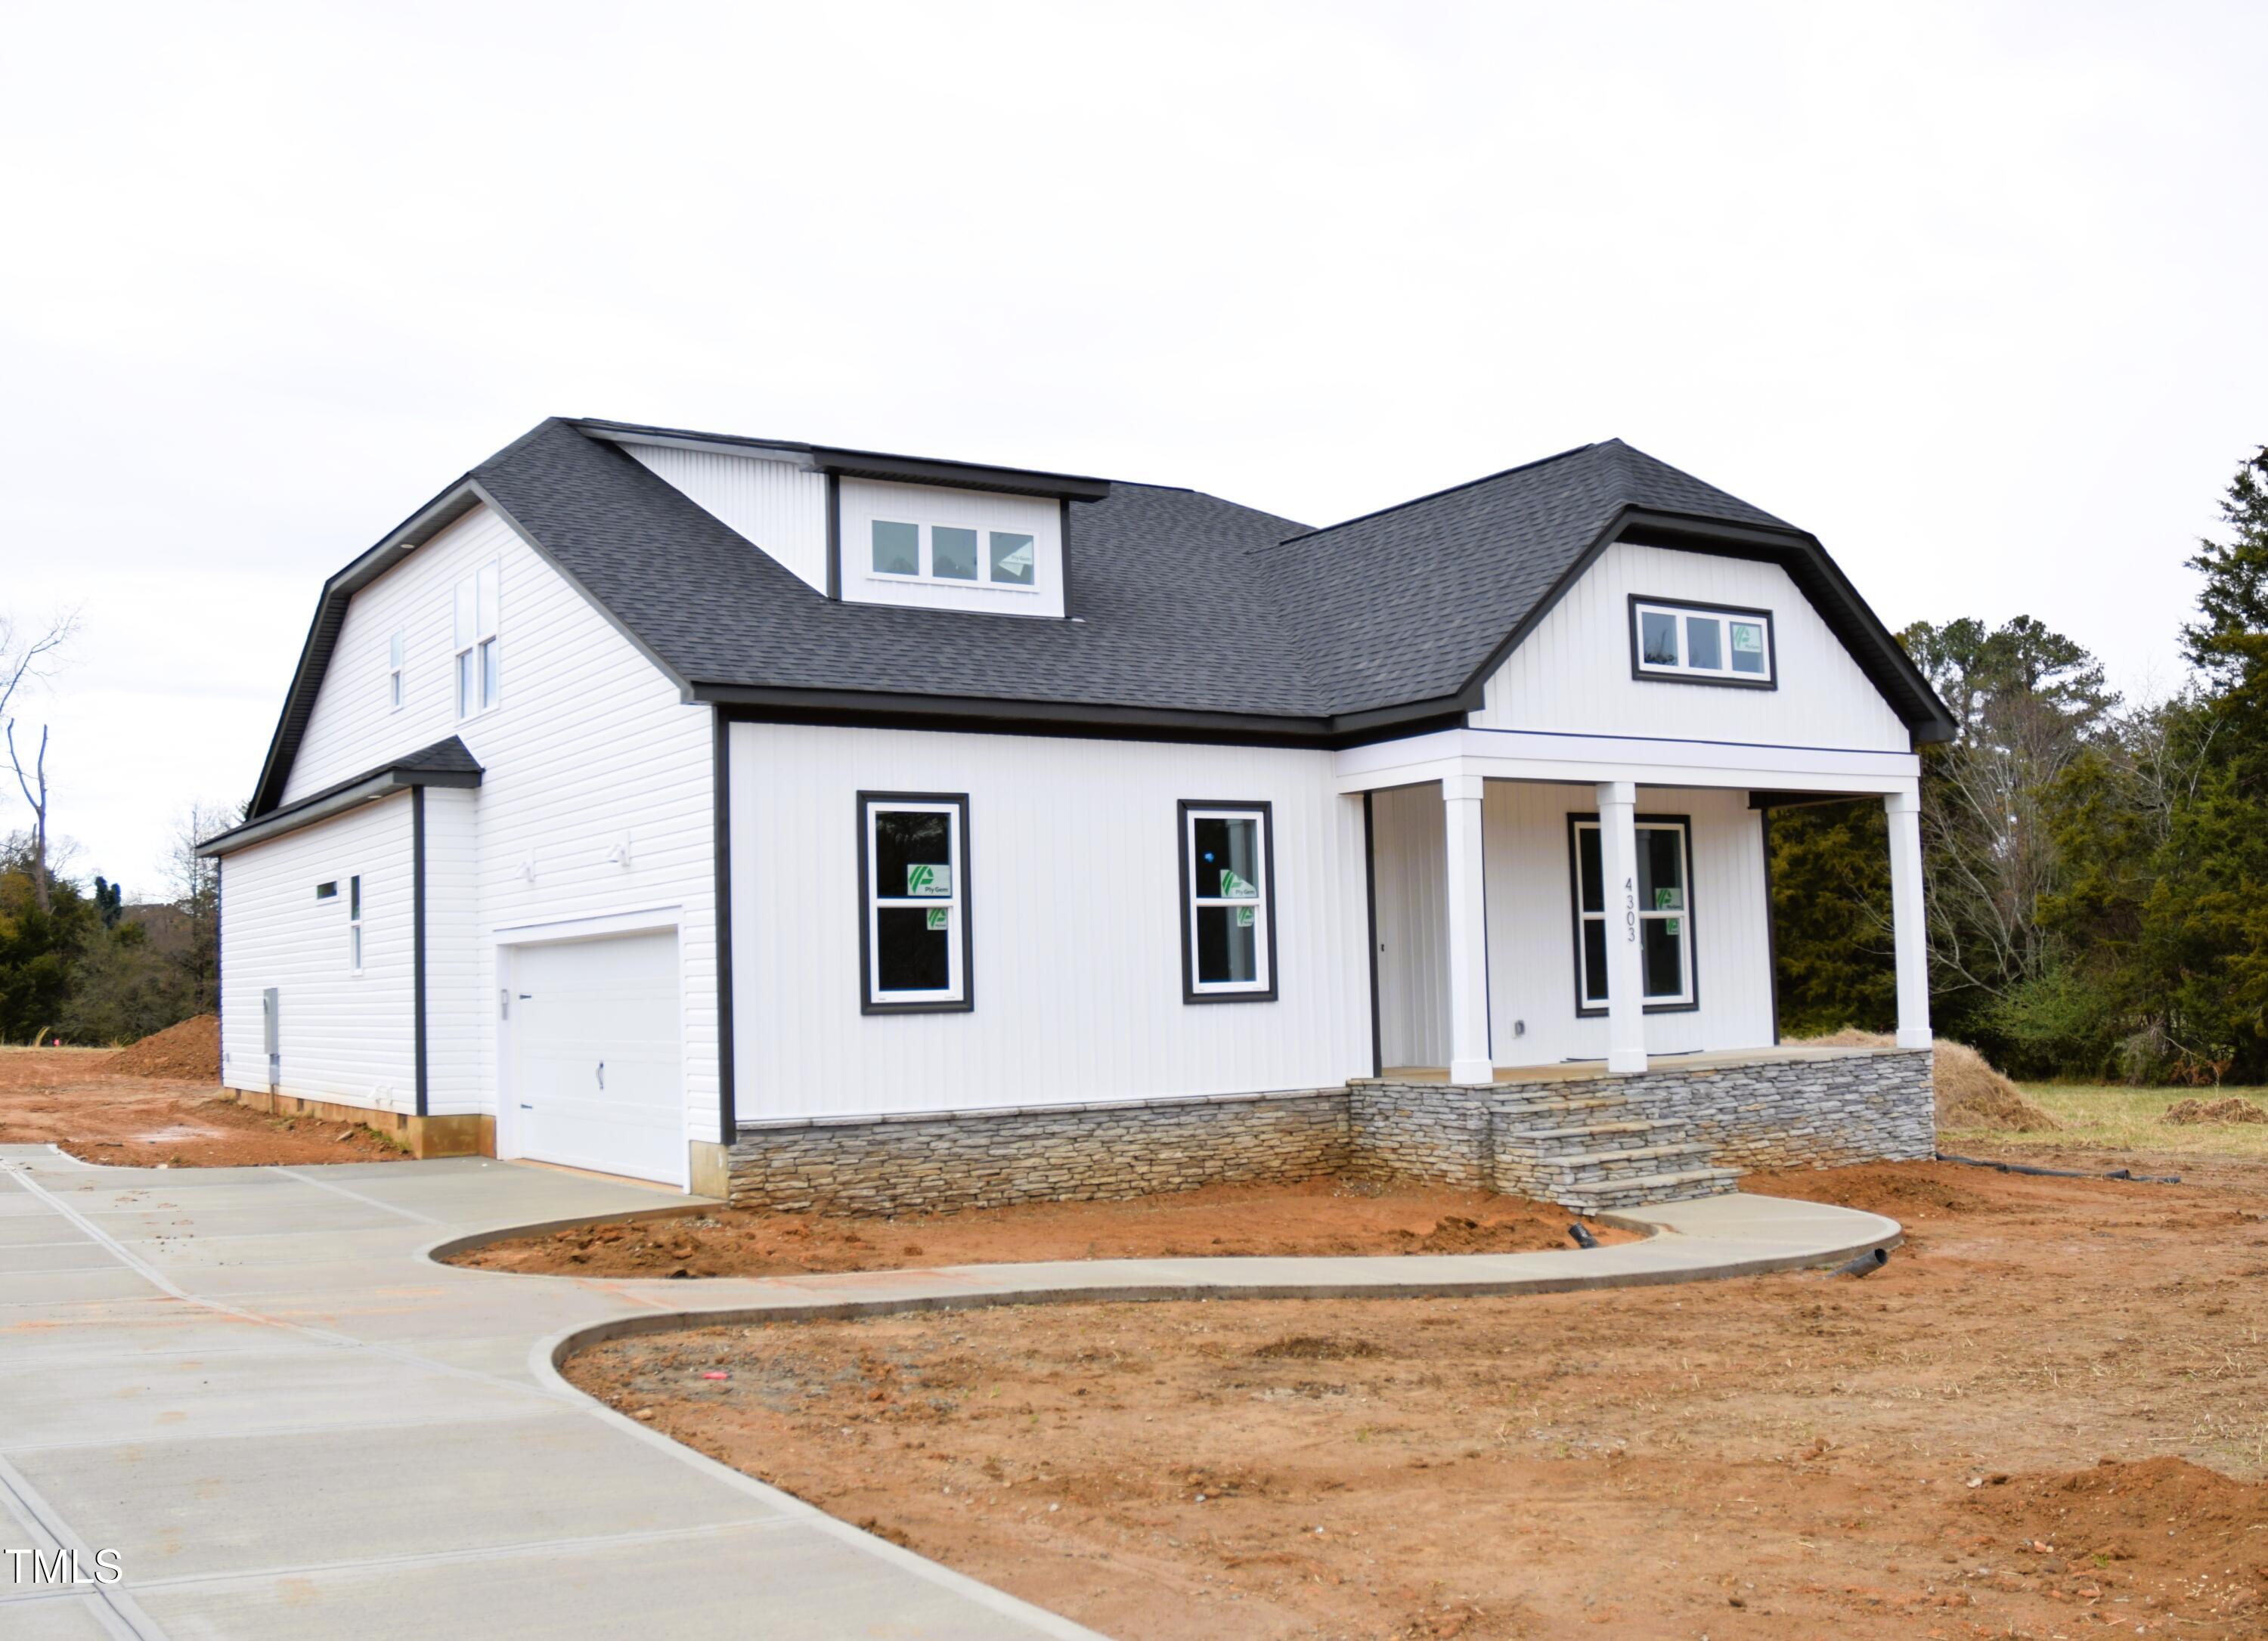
left=1333, top=727, right=1920, bottom=797
left=579, top=426, right=819, bottom=469
left=491, top=903, right=685, bottom=946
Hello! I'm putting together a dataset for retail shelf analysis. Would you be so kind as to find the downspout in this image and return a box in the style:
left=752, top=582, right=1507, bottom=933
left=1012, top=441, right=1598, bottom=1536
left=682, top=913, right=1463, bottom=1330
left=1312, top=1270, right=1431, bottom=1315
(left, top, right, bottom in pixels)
left=412, top=786, right=429, bottom=1117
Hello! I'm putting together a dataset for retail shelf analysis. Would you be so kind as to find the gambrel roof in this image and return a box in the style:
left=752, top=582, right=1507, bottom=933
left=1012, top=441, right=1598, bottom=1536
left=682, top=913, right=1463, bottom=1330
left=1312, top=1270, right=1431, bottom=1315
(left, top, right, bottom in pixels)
left=247, top=419, right=1954, bottom=817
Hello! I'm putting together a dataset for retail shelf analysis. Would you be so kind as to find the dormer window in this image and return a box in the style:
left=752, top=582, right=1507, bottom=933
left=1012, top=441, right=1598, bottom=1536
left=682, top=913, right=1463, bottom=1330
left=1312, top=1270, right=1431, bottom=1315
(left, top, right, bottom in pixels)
left=870, top=519, right=1039, bottom=591
left=1629, top=596, right=1774, bottom=688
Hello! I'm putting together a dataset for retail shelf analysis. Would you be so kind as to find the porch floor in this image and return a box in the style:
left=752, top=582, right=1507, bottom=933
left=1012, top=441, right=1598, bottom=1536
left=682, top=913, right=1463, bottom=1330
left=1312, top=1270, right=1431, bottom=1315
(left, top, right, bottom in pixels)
left=1363, top=1043, right=1901, bottom=1086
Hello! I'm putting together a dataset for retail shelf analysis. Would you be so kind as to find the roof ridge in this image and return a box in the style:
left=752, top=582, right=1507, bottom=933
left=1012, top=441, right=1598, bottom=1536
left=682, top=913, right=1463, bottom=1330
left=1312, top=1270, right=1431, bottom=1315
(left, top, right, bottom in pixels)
left=1266, top=441, right=1607, bottom=549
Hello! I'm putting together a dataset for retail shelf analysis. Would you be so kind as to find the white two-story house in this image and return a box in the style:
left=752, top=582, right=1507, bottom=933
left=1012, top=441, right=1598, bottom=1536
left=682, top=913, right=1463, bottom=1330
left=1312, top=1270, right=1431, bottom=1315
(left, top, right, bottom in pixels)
left=201, top=418, right=1953, bottom=1210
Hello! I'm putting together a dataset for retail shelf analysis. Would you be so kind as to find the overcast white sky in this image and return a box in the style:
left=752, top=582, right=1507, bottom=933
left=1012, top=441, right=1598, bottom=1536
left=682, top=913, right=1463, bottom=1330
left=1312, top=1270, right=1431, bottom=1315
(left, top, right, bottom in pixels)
left=3, top=1, right=2263, bottom=898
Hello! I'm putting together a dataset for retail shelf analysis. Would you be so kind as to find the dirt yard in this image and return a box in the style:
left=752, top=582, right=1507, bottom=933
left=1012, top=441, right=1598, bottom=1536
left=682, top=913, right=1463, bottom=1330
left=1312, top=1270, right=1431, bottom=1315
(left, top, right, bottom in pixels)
left=454, top=1177, right=1637, bottom=1277
left=0, top=1045, right=407, bottom=1166
left=567, top=1159, right=2268, bottom=1639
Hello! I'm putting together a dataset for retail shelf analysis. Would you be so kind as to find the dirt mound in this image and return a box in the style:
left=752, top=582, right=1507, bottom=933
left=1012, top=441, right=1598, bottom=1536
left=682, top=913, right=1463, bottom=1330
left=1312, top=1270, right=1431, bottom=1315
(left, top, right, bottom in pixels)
left=105, top=1014, right=218, bottom=1081
left=1744, top=1159, right=2015, bottom=1218
left=1966, top=1457, right=2266, bottom=1624
left=2162, top=1095, right=2268, bottom=1125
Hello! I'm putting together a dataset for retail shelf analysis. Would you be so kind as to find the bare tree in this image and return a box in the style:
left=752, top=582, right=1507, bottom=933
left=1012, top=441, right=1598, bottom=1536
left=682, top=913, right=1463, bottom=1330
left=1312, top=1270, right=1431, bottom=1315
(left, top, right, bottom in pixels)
left=1, top=610, right=78, bottom=914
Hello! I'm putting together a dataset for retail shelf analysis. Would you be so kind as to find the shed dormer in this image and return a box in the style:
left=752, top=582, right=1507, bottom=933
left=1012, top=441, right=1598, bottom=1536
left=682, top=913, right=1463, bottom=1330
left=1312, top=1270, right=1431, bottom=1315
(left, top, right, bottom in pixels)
left=577, top=420, right=1108, bottom=619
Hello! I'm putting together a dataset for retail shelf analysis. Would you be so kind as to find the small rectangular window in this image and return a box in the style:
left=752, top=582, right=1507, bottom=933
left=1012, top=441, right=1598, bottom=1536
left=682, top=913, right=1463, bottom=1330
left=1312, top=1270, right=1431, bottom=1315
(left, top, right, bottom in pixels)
left=872, top=520, right=921, bottom=577
left=989, top=531, right=1035, bottom=585
left=858, top=793, right=971, bottom=1011
left=314, top=881, right=338, bottom=901
left=388, top=632, right=404, bottom=710
left=1629, top=597, right=1774, bottom=687
left=455, top=563, right=501, bottom=717
left=865, top=519, right=1042, bottom=590
left=348, top=875, right=364, bottom=974
left=1569, top=815, right=1695, bottom=1014
left=931, top=525, right=979, bottom=581
left=1179, top=800, right=1276, bottom=1002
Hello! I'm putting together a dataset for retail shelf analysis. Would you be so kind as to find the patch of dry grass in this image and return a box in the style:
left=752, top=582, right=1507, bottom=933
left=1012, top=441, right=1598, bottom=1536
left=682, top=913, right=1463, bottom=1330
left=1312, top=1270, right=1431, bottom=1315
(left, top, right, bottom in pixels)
left=1953, top=1082, right=2268, bottom=1160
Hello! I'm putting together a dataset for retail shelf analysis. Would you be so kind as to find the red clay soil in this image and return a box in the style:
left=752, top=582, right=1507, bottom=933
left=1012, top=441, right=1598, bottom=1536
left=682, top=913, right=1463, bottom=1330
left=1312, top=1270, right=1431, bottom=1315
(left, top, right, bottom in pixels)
left=104, top=1013, right=220, bottom=1080
left=0, top=1046, right=407, bottom=1166
left=567, top=1160, right=2268, bottom=1639
left=453, top=1177, right=1637, bottom=1277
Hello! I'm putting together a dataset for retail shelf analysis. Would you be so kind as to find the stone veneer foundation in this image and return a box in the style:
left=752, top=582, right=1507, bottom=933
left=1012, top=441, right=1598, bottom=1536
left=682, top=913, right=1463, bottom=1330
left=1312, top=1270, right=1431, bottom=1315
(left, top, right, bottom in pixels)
left=725, top=1048, right=1935, bottom=1216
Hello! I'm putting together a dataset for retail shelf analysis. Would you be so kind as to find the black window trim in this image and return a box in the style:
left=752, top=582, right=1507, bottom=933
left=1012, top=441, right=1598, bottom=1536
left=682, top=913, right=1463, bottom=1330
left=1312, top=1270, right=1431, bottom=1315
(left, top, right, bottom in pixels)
left=1627, top=593, right=1779, bottom=692
left=1565, top=810, right=1700, bottom=1018
left=1177, top=797, right=1280, bottom=1005
left=855, top=790, right=974, bottom=1016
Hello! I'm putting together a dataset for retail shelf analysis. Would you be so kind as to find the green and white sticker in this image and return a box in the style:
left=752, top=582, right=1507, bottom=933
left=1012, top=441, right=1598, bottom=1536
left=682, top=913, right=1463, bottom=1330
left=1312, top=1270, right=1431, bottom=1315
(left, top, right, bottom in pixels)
left=1218, top=867, right=1258, bottom=899
left=1236, top=906, right=1255, bottom=927
left=1655, top=888, right=1681, bottom=911
left=1730, top=622, right=1764, bottom=653
left=906, top=862, right=951, bottom=897
left=925, top=906, right=949, bottom=930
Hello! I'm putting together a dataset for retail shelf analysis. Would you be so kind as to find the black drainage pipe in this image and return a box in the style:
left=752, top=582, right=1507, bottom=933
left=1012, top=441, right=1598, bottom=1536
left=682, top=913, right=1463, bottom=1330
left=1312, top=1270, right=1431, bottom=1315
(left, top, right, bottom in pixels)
left=1567, top=1223, right=1600, bottom=1249
left=1937, top=1151, right=2180, bottom=1184
left=1833, top=1247, right=1889, bottom=1278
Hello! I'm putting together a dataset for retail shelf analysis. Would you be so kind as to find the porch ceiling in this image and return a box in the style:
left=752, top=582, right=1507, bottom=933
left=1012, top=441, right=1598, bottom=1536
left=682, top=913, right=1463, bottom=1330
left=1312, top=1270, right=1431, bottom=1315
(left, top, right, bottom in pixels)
left=1334, top=726, right=1920, bottom=799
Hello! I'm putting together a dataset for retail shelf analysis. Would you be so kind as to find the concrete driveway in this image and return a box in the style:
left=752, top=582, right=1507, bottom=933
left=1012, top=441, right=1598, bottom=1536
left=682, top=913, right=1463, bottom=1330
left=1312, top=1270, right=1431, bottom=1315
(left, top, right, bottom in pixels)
left=0, top=1149, right=1098, bottom=1640
left=1, top=1145, right=1898, bottom=1639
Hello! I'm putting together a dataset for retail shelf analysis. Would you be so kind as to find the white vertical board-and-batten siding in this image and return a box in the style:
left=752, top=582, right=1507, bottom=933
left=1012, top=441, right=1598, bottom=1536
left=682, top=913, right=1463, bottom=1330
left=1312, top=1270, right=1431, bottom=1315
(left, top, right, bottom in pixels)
left=730, top=723, right=1372, bottom=1118
left=257, top=504, right=720, bottom=1141
left=219, top=795, right=414, bottom=1107
left=624, top=444, right=831, bottom=596
left=1369, top=782, right=1774, bottom=1070
left=1472, top=541, right=1913, bottom=752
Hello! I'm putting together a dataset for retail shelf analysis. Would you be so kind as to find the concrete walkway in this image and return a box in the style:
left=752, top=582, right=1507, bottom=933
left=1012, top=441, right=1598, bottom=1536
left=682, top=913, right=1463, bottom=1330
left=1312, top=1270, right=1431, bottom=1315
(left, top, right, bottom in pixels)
left=0, top=1146, right=1899, bottom=1639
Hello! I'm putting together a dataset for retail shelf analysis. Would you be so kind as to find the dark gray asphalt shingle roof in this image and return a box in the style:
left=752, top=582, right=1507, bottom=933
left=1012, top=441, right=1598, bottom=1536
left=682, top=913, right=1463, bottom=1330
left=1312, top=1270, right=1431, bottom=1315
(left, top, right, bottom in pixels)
left=247, top=419, right=1950, bottom=818
left=472, top=421, right=1804, bottom=723
left=473, top=422, right=1328, bottom=717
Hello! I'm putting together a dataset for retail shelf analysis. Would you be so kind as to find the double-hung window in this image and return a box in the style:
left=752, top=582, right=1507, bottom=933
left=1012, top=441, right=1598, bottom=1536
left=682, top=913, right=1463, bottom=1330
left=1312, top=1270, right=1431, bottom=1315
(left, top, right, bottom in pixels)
left=1630, top=596, right=1774, bottom=686
left=870, top=519, right=1038, bottom=589
left=387, top=633, right=404, bottom=710
left=858, top=793, right=971, bottom=1012
left=454, top=563, right=500, bottom=717
left=348, top=875, right=364, bottom=974
left=1569, top=815, right=1695, bottom=1013
left=1179, top=801, right=1276, bottom=1002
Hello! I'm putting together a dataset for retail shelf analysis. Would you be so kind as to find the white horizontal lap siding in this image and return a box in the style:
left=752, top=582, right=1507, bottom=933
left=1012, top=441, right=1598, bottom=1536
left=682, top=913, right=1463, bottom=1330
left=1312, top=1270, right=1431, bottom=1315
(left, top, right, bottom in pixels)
left=730, top=723, right=1370, bottom=1118
left=274, top=503, right=718, bottom=1139
left=626, top=444, right=829, bottom=595
left=218, top=795, right=414, bottom=1110
left=1481, top=783, right=1773, bottom=1067
left=1472, top=543, right=1912, bottom=752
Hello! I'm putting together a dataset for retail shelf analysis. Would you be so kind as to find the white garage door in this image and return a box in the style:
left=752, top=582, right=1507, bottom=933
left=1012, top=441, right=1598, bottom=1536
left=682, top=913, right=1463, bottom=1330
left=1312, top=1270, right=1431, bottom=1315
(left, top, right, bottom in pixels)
left=511, top=931, right=683, bottom=1186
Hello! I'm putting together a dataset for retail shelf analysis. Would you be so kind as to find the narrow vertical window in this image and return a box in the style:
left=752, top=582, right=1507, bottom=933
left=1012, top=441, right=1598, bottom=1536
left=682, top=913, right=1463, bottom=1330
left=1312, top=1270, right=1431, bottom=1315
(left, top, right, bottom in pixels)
left=1569, top=815, right=1696, bottom=1013
left=858, top=794, right=971, bottom=1011
left=455, top=563, right=500, bottom=717
left=348, top=874, right=364, bottom=974
left=1179, top=800, right=1276, bottom=1002
left=388, top=632, right=404, bottom=710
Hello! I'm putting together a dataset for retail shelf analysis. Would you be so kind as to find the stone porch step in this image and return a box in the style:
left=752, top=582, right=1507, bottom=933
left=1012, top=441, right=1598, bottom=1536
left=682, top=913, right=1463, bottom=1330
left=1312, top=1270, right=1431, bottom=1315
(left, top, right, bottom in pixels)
left=1552, top=1166, right=1743, bottom=1212
left=1502, top=1119, right=1665, bottom=1155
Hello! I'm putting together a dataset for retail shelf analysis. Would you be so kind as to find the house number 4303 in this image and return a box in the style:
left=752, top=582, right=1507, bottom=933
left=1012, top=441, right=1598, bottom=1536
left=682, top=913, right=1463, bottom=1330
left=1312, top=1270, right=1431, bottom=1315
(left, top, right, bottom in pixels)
left=1622, top=876, right=1637, bottom=943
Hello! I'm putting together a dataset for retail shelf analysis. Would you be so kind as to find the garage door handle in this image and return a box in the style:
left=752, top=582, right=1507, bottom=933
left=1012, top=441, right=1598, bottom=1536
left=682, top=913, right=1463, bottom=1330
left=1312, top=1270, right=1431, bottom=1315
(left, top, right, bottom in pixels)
left=595, top=1060, right=605, bottom=1091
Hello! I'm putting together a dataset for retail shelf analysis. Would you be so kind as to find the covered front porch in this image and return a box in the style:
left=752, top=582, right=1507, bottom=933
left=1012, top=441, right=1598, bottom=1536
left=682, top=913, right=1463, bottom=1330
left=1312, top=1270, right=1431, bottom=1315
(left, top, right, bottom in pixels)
left=1342, top=726, right=1932, bottom=1089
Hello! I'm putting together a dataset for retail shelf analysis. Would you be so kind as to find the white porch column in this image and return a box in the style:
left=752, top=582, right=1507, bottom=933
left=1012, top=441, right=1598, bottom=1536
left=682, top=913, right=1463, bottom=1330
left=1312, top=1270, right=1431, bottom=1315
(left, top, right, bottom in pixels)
left=1442, top=774, right=1494, bottom=1086
left=1885, top=788, right=1932, bottom=1049
left=1595, top=780, right=1647, bottom=1075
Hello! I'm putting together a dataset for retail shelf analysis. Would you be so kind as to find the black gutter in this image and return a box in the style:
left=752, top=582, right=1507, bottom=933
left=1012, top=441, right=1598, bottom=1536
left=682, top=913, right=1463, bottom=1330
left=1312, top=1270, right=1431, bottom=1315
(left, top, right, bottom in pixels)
left=696, top=686, right=1470, bottom=751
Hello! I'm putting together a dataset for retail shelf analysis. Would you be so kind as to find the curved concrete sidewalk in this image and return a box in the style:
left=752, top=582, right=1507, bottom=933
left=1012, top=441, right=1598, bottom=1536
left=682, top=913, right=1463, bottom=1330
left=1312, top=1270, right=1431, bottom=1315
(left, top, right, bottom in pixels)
left=0, top=1145, right=1898, bottom=1639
